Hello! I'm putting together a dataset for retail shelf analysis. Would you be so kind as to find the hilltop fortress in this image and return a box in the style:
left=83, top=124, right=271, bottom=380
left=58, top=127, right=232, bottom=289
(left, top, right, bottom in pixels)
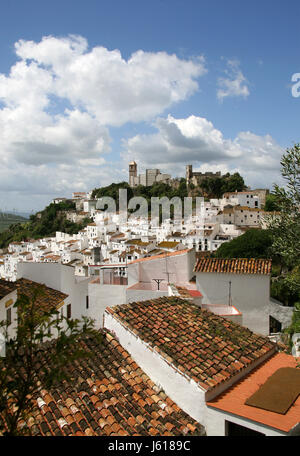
left=185, top=165, right=222, bottom=186
left=128, top=161, right=222, bottom=188
left=129, top=161, right=172, bottom=187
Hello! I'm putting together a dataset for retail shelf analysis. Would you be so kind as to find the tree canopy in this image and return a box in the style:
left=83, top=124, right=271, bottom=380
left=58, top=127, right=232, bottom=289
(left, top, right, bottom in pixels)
left=266, top=144, right=300, bottom=289
left=214, top=228, right=273, bottom=259
left=198, top=172, right=246, bottom=198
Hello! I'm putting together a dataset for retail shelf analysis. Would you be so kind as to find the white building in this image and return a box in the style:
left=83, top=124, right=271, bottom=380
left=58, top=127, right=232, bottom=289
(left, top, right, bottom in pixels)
left=194, top=257, right=272, bottom=335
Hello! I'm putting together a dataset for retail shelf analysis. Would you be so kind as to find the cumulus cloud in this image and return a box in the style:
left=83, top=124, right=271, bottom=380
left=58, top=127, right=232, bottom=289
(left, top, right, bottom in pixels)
left=13, top=35, right=206, bottom=126
left=217, top=59, right=250, bottom=101
left=122, top=114, right=284, bottom=189
left=0, top=35, right=206, bottom=210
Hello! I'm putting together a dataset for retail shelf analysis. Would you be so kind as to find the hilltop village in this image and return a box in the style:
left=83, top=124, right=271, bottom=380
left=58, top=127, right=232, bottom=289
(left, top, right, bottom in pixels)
left=0, top=163, right=269, bottom=283
left=0, top=162, right=299, bottom=437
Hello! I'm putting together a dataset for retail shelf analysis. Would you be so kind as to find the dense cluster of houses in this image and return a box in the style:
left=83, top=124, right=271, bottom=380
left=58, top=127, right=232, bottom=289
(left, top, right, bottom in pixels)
left=0, top=187, right=299, bottom=437
left=0, top=189, right=269, bottom=283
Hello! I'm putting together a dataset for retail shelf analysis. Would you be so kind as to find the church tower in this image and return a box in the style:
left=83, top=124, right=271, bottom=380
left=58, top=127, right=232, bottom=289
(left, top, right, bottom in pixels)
left=186, top=164, right=193, bottom=186
left=129, top=161, right=137, bottom=187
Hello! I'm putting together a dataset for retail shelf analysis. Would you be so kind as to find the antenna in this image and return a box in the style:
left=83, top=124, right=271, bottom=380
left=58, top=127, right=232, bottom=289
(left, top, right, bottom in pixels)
left=165, top=251, right=171, bottom=283
left=153, top=278, right=165, bottom=291
left=228, top=280, right=232, bottom=306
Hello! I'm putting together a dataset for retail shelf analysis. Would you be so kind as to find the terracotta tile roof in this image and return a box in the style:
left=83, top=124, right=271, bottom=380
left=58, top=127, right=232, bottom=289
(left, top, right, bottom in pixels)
left=1, top=331, right=206, bottom=436
left=15, top=278, right=68, bottom=313
left=0, top=279, right=17, bottom=299
left=158, top=241, right=180, bottom=248
left=207, top=353, right=300, bottom=433
left=194, top=258, right=272, bottom=275
left=106, top=297, right=275, bottom=391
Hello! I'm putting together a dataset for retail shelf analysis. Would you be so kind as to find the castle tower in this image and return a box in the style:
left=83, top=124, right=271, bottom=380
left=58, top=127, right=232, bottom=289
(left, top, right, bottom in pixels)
left=186, top=165, right=193, bottom=185
left=129, top=161, right=137, bottom=187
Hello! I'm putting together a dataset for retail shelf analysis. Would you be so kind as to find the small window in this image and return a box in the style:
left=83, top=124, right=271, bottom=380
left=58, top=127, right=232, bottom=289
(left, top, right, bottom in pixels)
left=6, top=308, right=11, bottom=326
left=67, top=304, right=71, bottom=319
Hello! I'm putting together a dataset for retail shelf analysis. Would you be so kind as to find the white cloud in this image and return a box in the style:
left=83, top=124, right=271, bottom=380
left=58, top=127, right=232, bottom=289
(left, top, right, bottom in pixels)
left=0, top=35, right=206, bottom=210
left=13, top=35, right=206, bottom=126
left=122, top=114, right=284, bottom=189
left=217, top=59, right=250, bottom=101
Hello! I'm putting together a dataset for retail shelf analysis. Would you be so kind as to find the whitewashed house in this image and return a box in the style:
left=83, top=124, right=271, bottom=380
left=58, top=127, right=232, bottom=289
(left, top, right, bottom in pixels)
left=194, top=257, right=272, bottom=335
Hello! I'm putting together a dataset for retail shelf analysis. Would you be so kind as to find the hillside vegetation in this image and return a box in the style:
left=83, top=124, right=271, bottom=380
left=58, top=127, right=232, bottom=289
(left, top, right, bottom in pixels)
left=0, top=201, right=92, bottom=249
left=0, top=173, right=246, bottom=249
left=91, top=173, right=246, bottom=205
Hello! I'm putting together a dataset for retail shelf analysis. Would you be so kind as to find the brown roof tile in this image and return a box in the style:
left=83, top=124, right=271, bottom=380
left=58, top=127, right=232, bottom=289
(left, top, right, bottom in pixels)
left=194, top=258, right=272, bottom=275
left=1, top=330, right=205, bottom=437
left=15, top=278, right=68, bottom=313
left=0, top=279, right=17, bottom=299
left=107, top=297, right=275, bottom=391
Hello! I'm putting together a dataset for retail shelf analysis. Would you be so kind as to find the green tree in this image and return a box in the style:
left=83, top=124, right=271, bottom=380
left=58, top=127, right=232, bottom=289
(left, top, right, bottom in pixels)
left=264, top=193, right=281, bottom=212
left=0, top=286, right=102, bottom=436
left=214, top=228, right=273, bottom=259
left=284, top=302, right=300, bottom=352
left=266, top=144, right=300, bottom=290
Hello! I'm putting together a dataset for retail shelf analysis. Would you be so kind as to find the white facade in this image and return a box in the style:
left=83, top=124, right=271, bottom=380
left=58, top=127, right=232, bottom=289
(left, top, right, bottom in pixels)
left=196, top=272, right=270, bottom=335
left=17, top=262, right=89, bottom=322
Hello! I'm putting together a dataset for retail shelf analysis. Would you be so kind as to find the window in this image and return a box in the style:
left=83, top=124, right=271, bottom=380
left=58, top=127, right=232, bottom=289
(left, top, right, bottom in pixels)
left=86, top=296, right=89, bottom=309
left=226, top=421, right=265, bottom=436
left=67, top=304, right=71, bottom=319
left=6, top=308, right=11, bottom=326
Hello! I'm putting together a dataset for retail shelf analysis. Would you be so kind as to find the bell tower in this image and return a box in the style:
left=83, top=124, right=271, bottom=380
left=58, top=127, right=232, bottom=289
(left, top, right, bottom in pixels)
left=186, top=164, right=193, bottom=185
left=129, top=161, right=137, bottom=187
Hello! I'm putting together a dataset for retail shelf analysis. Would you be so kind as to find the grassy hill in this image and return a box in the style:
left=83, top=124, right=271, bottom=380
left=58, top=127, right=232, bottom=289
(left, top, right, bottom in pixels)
left=0, top=212, right=28, bottom=233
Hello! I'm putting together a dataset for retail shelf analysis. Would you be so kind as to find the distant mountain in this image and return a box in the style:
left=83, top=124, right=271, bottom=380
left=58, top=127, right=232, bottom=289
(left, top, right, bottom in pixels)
left=0, top=212, right=28, bottom=233
left=13, top=211, right=32, bottom=218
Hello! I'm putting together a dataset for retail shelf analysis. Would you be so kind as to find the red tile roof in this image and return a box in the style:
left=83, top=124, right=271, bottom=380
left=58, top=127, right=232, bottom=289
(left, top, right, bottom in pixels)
left=0, top=279, right=17, bottom=299
left=194, top=258, right=272, bottom=275
left=15, top=278, right=68, bottom=313
left=207, top=353, right=300, bottom=433
left=0, top=331, right=206, bottom=436
left=106, top=297, right=275, bottom=391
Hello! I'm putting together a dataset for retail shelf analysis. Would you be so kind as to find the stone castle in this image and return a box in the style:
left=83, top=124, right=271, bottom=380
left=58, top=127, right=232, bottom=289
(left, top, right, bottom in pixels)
left=129, top=162, right=222, bottom=188
left=185, top=165, right=222, bottom=186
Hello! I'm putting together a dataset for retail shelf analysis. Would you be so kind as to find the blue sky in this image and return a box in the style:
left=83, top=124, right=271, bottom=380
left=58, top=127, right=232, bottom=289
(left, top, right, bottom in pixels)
left=0, top=0, right=299, bottom=212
